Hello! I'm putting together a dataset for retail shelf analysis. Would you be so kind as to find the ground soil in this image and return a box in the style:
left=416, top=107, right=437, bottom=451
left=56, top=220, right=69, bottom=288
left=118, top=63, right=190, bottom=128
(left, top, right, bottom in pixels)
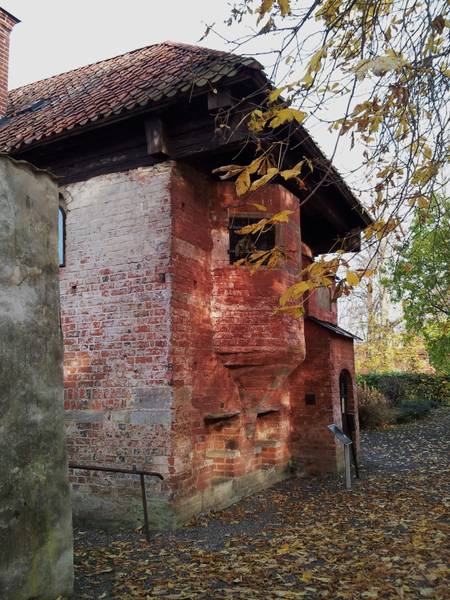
left=73, top=408, right=450, bottom=599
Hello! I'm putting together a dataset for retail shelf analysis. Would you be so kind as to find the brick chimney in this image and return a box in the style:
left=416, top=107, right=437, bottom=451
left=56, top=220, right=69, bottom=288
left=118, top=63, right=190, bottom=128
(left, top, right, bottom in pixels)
left=0, top=6, right=20, bottom=117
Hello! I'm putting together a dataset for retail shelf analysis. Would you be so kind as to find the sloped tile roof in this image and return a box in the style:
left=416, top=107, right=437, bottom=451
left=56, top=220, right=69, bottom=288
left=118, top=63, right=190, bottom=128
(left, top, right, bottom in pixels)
left=0, top=42, right=260, bottom=153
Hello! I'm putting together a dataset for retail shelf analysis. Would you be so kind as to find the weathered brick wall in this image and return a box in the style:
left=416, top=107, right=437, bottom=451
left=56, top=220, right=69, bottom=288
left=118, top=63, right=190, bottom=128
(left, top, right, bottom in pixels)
left=61, top=164, right=173, bottom=523
left=61, top=160, right=360, bottom=526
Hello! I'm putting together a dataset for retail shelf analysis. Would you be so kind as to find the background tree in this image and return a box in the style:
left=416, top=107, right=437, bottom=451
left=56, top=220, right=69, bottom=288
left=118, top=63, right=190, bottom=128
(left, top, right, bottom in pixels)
left=385, top=197, right=450, bottom=373
left=339, top=241, right=433, bottom=374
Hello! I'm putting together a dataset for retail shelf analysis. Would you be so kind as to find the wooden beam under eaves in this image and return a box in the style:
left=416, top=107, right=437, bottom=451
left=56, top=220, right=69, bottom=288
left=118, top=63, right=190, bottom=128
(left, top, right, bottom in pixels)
left=145, top=116, right=169, bottom=156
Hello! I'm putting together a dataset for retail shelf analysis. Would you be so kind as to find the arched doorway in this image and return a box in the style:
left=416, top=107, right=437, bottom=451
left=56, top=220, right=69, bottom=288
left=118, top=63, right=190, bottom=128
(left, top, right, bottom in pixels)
left=339, top=369, right=354, bottom=436
left=339, top=369, right=359, bottom=477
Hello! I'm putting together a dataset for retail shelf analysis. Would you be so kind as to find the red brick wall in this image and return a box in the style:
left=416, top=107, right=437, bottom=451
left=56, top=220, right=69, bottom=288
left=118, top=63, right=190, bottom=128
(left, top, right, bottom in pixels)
left=289, top=319, right=359, bottom=474
left=168, top=165, right=305, bottom=508
left=61, top=161, right=360, bottom=524
left=0, top=9, right=19, bottom=116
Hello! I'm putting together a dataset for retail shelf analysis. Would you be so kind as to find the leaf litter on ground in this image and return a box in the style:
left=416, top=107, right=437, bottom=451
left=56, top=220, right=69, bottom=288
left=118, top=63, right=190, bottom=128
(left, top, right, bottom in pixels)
left=74, top=408, right=450, bottom=599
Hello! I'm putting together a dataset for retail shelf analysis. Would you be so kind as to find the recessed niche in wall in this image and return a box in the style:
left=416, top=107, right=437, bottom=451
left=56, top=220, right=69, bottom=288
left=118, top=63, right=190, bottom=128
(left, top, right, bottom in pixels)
left=204, top=412, right=241, bottom=480
left=256, top=408, right=280, bottom=419
left=255, top=408, right=281, bottom=443
left=204, top=412, right=240, bottom=426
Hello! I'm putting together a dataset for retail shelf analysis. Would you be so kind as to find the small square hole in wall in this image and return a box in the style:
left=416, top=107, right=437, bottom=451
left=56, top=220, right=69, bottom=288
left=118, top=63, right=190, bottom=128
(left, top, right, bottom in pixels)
left=228, top=216, right=275, bottom=264
left=305, top=393, right=316, bottom=405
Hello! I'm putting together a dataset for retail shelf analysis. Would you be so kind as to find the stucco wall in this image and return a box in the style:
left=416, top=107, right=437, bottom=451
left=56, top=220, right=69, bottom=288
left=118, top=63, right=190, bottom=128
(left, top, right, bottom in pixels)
left=0, top=156, right=73, bottom=599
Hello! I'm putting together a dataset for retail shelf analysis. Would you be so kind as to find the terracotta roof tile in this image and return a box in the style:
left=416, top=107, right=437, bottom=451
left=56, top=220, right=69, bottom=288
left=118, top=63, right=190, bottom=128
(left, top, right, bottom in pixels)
left=0, top=42, right=260, bottom=152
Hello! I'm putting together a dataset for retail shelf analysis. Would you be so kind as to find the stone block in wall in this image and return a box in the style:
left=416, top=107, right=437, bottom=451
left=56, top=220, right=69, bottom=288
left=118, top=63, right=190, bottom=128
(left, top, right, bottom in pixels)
left=0, top=156, right=73, bottom=600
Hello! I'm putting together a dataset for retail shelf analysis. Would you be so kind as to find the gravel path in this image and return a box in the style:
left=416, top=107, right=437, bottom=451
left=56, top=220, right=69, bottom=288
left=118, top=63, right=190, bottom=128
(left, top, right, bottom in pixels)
left=73, top=408, right=450, bottom=599
left=361, top=407, right=450, bottom=473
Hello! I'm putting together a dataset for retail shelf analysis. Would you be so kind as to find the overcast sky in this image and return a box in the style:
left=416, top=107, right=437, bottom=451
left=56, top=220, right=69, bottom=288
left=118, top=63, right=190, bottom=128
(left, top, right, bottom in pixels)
left=3, top=0, right=365, bottom=181
left=5, top=1, right=241, bottom=89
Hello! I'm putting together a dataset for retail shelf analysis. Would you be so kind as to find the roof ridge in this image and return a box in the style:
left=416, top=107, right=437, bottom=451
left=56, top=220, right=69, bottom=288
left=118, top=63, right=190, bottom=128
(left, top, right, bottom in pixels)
left=9, top=42, right=163, bottom=93
left=8, top=41, right=246, bottom=95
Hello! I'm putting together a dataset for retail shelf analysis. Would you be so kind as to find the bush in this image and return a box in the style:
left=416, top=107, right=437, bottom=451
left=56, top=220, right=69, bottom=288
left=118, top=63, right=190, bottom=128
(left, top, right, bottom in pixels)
left=395, top=399, right=438, bottom=423
left=356, top=372, right=446, bottom=429
left=357, top=372, right=450, bottom=407
left=357, top=383, right=396, bottom=429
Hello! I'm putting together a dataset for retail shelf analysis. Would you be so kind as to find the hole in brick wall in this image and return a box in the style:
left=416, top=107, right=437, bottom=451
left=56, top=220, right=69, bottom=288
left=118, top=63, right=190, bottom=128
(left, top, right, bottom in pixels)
left=225, top=439, right=238, bottom=450
left=256, top=408, right=280, bottom=419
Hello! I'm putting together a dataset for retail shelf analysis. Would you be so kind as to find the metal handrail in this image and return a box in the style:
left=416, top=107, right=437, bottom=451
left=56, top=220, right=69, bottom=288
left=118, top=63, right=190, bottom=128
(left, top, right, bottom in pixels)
left=68, top=463, right=164, bottom=541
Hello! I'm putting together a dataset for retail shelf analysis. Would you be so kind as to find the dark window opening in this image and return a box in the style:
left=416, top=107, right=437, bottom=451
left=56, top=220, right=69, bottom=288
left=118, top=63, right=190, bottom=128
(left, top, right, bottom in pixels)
left=58, top=207, right=66, bottom=267
left=305, top=393, right=316, bottom=405
left=228, top=216, right=275, bottom=264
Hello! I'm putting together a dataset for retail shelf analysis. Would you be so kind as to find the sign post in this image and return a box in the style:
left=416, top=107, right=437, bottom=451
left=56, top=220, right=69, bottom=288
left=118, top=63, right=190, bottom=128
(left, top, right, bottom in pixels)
left=328, top=424, right=353, bottom=490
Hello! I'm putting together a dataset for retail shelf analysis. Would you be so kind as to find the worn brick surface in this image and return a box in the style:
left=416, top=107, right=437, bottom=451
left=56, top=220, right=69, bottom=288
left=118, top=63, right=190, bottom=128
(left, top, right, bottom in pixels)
left=60, top=164, right=173, bottom=520
left=61, top=161, right=360, bottom=526
left=0, top=7, right=19, bottom=117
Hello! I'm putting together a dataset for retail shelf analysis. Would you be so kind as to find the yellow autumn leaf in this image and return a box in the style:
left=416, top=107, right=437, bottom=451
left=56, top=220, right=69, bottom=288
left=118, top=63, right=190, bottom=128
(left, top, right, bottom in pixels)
left=363, top=268, right=376, bottom=277
left=237, top=218, right=269, bottom=235
left=275, top=303, right=304, bottom=317
left=309, top=48, right=327, bottom=72
left=247, top=156, right=265, bottom=175
left=258, top=0, right=274, bottom=20
left=236, top=168, right=251, bottom=196
left=277, top=0, right=291, bottom=16
left=280, top=160, right=305, bottom=180
left=268, top=87, right=286, bottom=103
left=346, top=271, right=360, bottom=285
left=270, top=108, right=307, bottom=128
left=301, top=70, right=314, bottom=88
left=252, top=203, right=268, bottom=212
left=212, top=164, right=245, bottom=180
left=270, top=209, right=294, bottom=223
left=250, top=167, right=279, bottom=191
left=279, top=280, right=312, bottom=306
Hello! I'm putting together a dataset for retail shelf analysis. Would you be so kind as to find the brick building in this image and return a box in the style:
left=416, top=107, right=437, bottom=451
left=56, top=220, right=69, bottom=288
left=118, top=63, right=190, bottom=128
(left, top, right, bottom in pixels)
left=1, top=8, right=370, bottom=526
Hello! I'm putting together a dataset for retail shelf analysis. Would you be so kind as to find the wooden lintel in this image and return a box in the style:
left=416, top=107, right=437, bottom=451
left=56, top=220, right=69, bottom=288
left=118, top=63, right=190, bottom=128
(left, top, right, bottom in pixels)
left=145, top=116, right=169, bottom=156
left=208, top=89, right=232, bottom=111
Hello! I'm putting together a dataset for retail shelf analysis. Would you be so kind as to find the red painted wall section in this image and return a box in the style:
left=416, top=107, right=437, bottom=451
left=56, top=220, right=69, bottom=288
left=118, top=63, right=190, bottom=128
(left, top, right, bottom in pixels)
left=168, top=165, right=305, bottom=508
